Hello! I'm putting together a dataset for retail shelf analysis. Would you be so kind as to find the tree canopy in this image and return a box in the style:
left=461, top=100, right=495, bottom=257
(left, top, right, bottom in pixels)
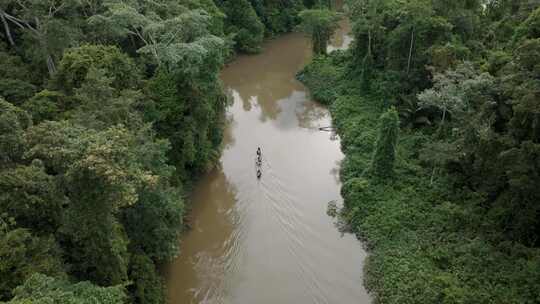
left=298, top=8, right=340, bottom=55
left=0, top=0, right=321, bottom=303
left=299, top=0, right=540, bottom=302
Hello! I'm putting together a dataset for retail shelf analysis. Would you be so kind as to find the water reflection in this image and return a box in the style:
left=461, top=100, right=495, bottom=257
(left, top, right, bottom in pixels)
left=221, top=114, right=236, bottom=151
left=222, top=33, right=312, bottom=123
left=166, top=169, right=238, bottom=303
left=296, top=99, right=331, bottom=130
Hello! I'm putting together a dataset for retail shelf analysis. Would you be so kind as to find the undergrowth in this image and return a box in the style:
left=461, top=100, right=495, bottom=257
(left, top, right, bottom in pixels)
left=299, top=53, right=540, bottom=304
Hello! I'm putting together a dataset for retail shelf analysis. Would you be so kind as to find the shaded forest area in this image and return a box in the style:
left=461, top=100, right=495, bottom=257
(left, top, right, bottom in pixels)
left=300, top=0, right=540, bottom=303
left=0, top=1, right=322, bottom=303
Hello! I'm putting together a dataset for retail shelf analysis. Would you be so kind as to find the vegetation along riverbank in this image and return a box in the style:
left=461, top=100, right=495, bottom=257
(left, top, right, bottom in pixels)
left=299, top=0, right=540, bottom=303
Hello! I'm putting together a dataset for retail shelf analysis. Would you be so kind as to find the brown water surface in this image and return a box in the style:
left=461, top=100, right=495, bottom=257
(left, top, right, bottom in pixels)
left=166, top=23, right=369, bottom=304
left=328, top=19, right=353, bottom=52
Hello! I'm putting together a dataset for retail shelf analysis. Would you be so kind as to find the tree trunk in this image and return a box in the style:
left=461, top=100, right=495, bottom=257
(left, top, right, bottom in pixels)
left=313, top=29, right=326, bottom=55
left=430, top=166, right=437, bottom=185
left=46, top=53, right=56, bottom=76
left=441, top=108, right=446, bottom=125
left=368, top=28, right=372, bottom=55
left=437, top=108, right=446, bottom=136
left=39, top=35, right=56, bottom=76
left=34, top=17, right=56, bottom=76
left=0, top=11, right=15, bottom=47
left=406, top=27, right=415, bottom=75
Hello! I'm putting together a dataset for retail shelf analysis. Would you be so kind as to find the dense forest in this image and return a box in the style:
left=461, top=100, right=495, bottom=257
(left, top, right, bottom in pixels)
left=2, top=0, right=539, bottom=303
left=300, top=0, right=540, bottom=303
left=0, top=0, right=320, bottom=303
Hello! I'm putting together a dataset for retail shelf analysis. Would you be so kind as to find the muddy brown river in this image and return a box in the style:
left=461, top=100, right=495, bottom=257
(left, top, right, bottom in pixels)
left=166, top=19, right=370, bottom=304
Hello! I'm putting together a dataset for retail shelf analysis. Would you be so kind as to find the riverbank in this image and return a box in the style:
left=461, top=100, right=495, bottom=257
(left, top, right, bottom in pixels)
left=299, top=53, right=540, bottom=303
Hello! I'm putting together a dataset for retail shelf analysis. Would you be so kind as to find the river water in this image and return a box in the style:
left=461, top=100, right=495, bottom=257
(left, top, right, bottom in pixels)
left=166, top=19, right=370, bottom=304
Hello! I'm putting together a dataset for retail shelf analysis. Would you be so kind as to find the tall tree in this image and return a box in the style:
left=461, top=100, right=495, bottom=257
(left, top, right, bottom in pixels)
left=0, top=219, right=64, bottom=300
left=0, top=162, right=65, bottom=234
left=298, top=8, right=340, bottom=55
left=370, top=107, right=399, bottom=179
left=0, top=0, right=83, bottom=75
left=417, top=62, right=495, bottom=129
left=217, top=0, right=265, bottom=53
left=89, top=1, right=222, bottom=65
left=0, top=98, right=31, bottom=167
left=24, top=122, right=157, bottom=285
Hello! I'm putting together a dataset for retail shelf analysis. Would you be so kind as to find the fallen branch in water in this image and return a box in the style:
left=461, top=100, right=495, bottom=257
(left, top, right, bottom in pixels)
left=319, top=126, right=335, bottom=132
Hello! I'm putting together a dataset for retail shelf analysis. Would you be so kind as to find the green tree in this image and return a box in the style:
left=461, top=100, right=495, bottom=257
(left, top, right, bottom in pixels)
left=147, top=40, right=226, bottom=183
left=496, top=141, right=540, bottom=244
left=0, top=221, right=64, bottom=300
left=218, top=0, right=265, bottom=53
left=0, top=99, right=31, bottom=167
left=417, top=62, right=495, bottom=129
left=301, top=2, right=540, bottom=303
left=370, top=107, right=399, bottom=180
left=514, top=6, right=540, bottom=41
left=71, top=67, right=146, bottom=131
left=508, top=38, right=540, bottom=142
left=122, top=187, right=183, bottom=262
left=298, top=9, right=340, bottom=55
left=348, top=0, right=452, bottom=90
left=24, top=122, right=157, bottom=285
left=52, top=45, right=140, bottom=94
left=21, top=90, right=67, bottom=124
left=6, top=273, right=126, bottom=304
left=0, top=0, right=83, bottom=76
left=59, top=126, right=152, bottom=285
left=89, top=2, right=223, bottom=64
left=0, top=162, right=64, bottom=234
left=249, top=0, right=304, bottom=35
left=127, top=253, right=164, bottom=304
left=0, top=43, right=37, bottom=104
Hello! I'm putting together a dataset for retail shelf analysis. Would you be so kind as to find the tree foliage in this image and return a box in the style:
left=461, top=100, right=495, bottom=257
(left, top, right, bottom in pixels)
left=216, top=0, right=265, bottom=53
left=0, top=223, right=64, bottom=300
left=0, top=98, right=31, bottom=167
left=0, top=0, right=83, bottom=76
left=298, top=8, right=340, bottom=55
left=52, top=45, right=140, bottom=94
left=249, top=0, right=304, bottom=35
left=127, top=253, right=165, bottom=304
left=300, top=0, right=540, bottom=303
left=0, top=43, right=36, bottom=104
left=0, top=0, right=311, bottom=302
left=6, top=273, right=126, bottom=304
left=417, top=62, right=495, bottom=128
left=0, top=0, right=277, bottom=301
left=370, top=107, right=399, bottom=179
left=0, top=163, right=64, bottom=234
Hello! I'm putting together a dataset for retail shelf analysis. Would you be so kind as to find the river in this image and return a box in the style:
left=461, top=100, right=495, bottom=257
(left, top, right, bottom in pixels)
left=165, top=18, right=370, bottom=304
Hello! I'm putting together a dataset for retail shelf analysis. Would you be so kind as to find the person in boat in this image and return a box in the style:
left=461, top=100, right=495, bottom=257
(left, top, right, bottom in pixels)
left=256, top=147, right=262, bottom=166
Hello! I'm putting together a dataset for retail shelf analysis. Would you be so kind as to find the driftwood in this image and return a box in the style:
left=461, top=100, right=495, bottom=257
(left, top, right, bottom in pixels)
left=319, top=126, right=335, bottom=132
